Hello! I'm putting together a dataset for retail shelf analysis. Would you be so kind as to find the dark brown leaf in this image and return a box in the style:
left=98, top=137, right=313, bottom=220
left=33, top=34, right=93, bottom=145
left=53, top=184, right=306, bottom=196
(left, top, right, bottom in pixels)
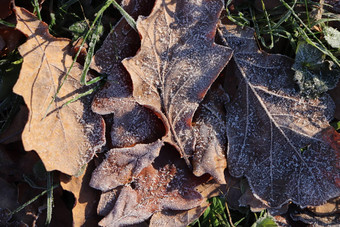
left=122, top=0, right=232, bottom=162
left=220, top=24, right=340, bottom=208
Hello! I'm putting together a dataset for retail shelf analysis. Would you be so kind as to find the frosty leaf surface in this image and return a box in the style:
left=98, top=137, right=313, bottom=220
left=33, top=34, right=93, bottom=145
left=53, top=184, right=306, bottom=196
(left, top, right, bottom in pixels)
left=97, top=146, right=206, bottom=226
left=13, top=7, right=105, bottom=175
left=292, top=42, right=340, bottom=98
left=91, top=0, right=163, bottom=148
left=220, top=24, right=340, bottom=208
left=192, top=85, right=227, bottom=183
left=90, top=140, right=163, bottom=191
left=324, top=26, right=340, bottom=49
left=122, top=0, right=232, bottom=161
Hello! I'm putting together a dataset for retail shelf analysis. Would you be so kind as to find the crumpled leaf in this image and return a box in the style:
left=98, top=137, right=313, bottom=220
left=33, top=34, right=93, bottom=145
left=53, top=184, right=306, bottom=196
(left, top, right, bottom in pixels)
left=90, top=140, right=163, bottom=191
left=60, top=162, right=100, bottom=227
left=94, top=145, right=207, bottom=226
left=324, top=26, right=340, bottom=49
left=122, top=0, right=232, bottom=162
left=13, top=7, right=106, bottom=175
left=91, top=0, right=164, bottom=148
left=192, top=84, right=227, bottom=183
left=220, top=24, right=340, bottom=208
left=292, top=42, right=340, bottom=98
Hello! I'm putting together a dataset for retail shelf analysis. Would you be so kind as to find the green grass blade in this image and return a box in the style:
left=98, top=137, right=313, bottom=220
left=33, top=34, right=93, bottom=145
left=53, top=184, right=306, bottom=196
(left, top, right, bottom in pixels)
left=0, top=19, right=15, bottom=27
left=45, top=172, right=54, bottom=225
left=280, top=0, right=340, bottom=68
left=9, top=184, right=59, bottom=216
left=44, top=0, right=114, bottom=118
left=111, top=0, right=137, bottom=31
left=80, top=16, right=102, bottom=85
left=33, top=0, right=42, bottom=21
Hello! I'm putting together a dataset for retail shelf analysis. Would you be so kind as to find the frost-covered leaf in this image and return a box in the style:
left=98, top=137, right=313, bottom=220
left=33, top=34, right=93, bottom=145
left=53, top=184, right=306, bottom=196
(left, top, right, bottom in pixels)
left=220, top=24, right=340, bottom=208
left=97, top=146, right=206, bottom=226
left=122, top=0, right=232, bottom=162
left=90, top=140, right=163, bottom=191
left=292, top=42, right=340, bottom=98
left=192, top=84, right=227, bottom=183
left=324, top=26, right=340, bottom=49
left=91, top=0, right=163, bottom=148
left=13, top=7, right=105, bottom=175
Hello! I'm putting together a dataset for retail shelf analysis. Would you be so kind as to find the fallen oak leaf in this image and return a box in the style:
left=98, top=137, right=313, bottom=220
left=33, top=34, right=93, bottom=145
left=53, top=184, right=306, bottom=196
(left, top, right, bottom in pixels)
left=192, top=84, right=228, bottom=183
left=149, top=202, right=209, bottom=227
left=91, top=0, right=164, bottom=148
left=60, top=161, right=101, bottom=227
left=90, top=140, right=163, bottom=191
left=96, top=145, right=207, bottom=227
left=220, top=23, right=340, bottom=208
left=13, top=7, right=106, bottom=175
left=122, top=0, right=233, bottom=163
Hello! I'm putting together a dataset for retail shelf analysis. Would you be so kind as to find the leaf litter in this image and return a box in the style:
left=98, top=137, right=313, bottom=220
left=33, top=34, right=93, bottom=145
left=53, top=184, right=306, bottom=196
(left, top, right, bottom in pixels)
left=5, top=0, right=340, bottom=226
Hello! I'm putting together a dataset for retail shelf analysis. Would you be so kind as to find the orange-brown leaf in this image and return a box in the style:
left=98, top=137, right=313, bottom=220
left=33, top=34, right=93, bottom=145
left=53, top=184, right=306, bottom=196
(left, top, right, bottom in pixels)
left=60, top=162, right=100, bottom=227
left=13, top=7, right=105, bottom=175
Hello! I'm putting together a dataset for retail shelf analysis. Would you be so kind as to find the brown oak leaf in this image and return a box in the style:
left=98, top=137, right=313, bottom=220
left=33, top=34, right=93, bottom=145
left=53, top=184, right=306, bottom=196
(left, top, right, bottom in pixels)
left=220, top=24, right=340, bottom=208
left=91, top=0, right=164, bottom=148
left=60, top=161, right=101, bottom=227
left=96, top=145, right=207, bottom=226
left=149, top=202, right=209, bottom=227
left=90, top=140, right=163, bottom=191
left=13, top=7, right=105, bottom=175
left=122, top=0, right=233, bottom=163
left=192, top=84, right=228, bottom=183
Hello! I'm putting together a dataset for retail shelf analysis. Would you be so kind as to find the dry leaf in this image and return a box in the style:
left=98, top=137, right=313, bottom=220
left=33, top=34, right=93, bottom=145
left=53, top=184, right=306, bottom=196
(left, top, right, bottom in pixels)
left=13, top=7, right=106, bottom=175
left=122, top=0, right=232, bottom=162
left=90, top=140, right=163, bottom=191
left=60, top=162, right=101, bottom=227
left=91, top=0, right=164, bottom=148
left=149, top=202, right=209, bottom=227
left=96, top=145, right=207, bottom=226
left=193, top=84, right=227, bottom=183
left=220, top=24, right=340, bottom=208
